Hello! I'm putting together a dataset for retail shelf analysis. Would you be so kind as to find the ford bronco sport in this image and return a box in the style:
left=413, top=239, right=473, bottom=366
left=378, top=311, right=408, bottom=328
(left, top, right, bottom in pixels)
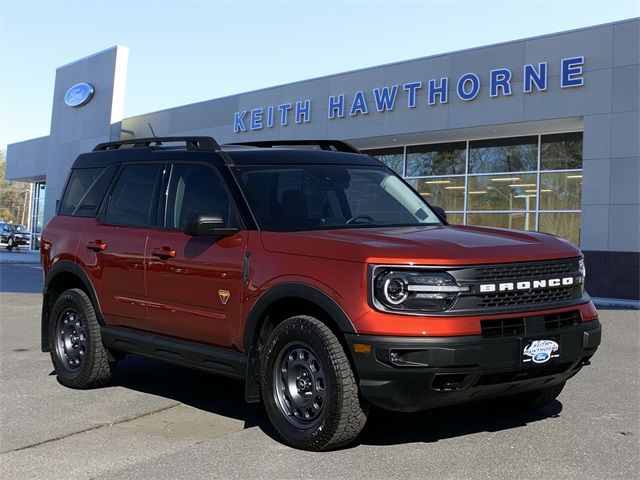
left=41, top=137, right=601, bottom=451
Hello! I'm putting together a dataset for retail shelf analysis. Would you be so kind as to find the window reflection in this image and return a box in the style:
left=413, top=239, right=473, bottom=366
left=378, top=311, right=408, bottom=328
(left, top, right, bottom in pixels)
left=469, top=136, right=538, bottom=173
left=467, top=174, right=538, bottom=211
left=541, top=132, right=583, bottom=170
left=445, top=213, right=463, bottom=225
left=363, top=133, right=583, bottom=245
left=409, top=176, right=465, bottom=211
left=539, top=212, right=581, bottom=246
left=406, top=142, right=466, bottom=177
left=467, top=212, right=535, bottom=231
left=366, top=147, right=404, bottom=175
left=539, top=172, right=582, bottom=210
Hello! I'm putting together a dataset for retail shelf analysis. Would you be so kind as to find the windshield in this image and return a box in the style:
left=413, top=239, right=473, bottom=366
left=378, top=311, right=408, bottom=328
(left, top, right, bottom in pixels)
left=234, top=165, right=443, bottom=231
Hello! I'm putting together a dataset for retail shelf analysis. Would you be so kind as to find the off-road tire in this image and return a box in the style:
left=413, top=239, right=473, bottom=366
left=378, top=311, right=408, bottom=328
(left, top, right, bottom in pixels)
left=49, top=288, right=114, bottom=388
left=503, top=382, right=566, bottom=411
left=261, top=315, right=368, bottom=451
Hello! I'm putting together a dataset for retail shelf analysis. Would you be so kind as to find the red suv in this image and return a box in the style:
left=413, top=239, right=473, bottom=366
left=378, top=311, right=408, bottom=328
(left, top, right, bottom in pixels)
left=41, top=137, right=601, bottom=450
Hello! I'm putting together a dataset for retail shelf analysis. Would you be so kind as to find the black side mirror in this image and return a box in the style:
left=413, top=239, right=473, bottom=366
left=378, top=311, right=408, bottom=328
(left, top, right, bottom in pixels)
left=183, top=213, right=239, bottom=237
left=433, top=206, right=448, bottom=222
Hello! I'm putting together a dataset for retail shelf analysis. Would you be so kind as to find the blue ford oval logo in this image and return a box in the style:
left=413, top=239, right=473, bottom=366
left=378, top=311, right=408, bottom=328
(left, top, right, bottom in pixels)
left=533, top=352, right=550, bottom=363
left=64, top=83, right=95, bottom=107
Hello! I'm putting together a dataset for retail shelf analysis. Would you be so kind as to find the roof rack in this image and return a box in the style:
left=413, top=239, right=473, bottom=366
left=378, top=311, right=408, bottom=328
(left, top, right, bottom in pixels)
left=93, top=136, right=221, bottom=152
left=226, top=140, right=361, bottom=154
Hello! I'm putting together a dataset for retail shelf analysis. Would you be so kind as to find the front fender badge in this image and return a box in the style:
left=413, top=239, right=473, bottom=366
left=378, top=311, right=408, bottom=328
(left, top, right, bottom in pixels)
left=218, top=289, right=231, bottom=305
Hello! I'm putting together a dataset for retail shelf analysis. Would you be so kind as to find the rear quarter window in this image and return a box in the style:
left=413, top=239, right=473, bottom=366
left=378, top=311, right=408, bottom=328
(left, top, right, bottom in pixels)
left=59, top=165, right=117, bottom=217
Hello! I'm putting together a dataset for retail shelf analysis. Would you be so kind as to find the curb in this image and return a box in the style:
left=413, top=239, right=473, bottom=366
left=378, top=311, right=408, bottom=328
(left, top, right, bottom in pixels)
left=592, top=297, right=640, bottom=310
left=0, top=260, right=40, bottom=265
left=0, top=252, right=41, bottom=266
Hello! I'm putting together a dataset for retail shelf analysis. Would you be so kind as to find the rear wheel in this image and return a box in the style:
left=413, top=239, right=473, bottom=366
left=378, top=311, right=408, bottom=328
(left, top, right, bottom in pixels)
left=261, top=315, right=368, bottom=451
left=49, top=288, right=115, bottom=388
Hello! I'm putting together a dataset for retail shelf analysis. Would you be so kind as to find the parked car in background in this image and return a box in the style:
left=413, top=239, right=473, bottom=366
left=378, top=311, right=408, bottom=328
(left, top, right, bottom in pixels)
left=1, top=223, right=31, bottom=251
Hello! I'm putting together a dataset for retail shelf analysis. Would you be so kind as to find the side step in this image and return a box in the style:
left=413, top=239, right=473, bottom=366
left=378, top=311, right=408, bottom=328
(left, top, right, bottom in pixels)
left=101, top=326, right=247, bottom=380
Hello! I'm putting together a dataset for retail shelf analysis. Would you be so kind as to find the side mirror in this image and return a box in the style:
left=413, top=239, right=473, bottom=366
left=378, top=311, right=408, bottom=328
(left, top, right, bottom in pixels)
left=433, top=206, right=448, bottom=222
left=183, top=213, right=239, bottom=237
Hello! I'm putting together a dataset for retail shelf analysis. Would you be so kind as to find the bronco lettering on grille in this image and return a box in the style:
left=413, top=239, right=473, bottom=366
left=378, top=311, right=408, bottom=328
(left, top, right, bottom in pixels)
left=479, top=277, right=574, bottom=293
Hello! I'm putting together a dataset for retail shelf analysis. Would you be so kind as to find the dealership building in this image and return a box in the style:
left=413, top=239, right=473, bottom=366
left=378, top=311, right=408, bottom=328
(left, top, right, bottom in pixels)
left=6, top=18, right=639, bottom=301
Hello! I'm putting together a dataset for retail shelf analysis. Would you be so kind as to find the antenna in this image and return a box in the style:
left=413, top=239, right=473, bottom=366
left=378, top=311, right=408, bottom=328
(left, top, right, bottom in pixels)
left=148, top=123, right=157, bottom=137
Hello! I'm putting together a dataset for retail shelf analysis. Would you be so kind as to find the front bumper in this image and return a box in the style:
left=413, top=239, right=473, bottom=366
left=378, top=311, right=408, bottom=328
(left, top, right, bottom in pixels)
left=345, top=318, right=601, bottom=412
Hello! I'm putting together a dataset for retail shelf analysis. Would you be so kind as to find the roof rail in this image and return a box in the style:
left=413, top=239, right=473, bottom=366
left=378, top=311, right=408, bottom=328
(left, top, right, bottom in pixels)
left=226, top=140, right=361, bottom=154
left=93, top=136, right=221, bottom=152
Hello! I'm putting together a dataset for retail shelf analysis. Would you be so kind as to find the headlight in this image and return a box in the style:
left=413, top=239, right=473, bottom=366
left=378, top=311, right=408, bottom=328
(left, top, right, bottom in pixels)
left=373, top=268, right=470, bottom=313
left=578, top=257, right=586, bottom=293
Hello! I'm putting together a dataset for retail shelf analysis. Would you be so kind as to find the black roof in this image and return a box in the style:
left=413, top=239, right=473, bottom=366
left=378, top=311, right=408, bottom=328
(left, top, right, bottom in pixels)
left=72, top=137, right=382, bottom=169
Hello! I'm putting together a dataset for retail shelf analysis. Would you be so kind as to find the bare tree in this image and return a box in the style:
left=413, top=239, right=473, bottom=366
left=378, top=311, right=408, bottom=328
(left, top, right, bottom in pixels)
left=0, top=151, right=32, bottom=225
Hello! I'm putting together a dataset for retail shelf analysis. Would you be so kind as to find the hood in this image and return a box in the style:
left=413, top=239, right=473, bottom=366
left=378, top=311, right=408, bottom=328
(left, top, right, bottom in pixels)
left=260, top=225, right=581, bottom=265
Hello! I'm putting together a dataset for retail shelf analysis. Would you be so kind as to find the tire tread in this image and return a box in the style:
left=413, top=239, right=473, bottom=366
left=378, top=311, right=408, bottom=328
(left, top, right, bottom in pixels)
left=50, top=288, right=113, bottom=389
left=261, top=315, right=368, bottom=450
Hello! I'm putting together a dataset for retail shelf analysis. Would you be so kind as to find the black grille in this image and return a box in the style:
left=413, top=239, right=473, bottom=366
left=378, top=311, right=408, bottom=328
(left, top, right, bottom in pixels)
left=544, top=310, right=582, bottom=330
left=479, top=285, right=576, bottom=308
left=475, top=361, right=576, bottom=386
left=481, top=311, right=581, bottom=338
left=481, top=317, right=526, bottom=337
left=446, top=258, right=584, bottom=314
left=475, top=260, right=576, bottom=281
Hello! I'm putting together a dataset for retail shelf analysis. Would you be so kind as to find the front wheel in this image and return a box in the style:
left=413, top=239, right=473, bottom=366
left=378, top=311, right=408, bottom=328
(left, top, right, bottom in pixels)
left=261, top=316, right=368, bottom=451
left=6, top=237, right=14, bottom=251
left=49, top=288, right=115, bottom=388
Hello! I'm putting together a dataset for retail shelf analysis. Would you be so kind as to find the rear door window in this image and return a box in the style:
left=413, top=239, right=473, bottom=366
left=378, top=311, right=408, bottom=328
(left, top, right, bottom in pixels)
left=104, top=164, right=164, bottom=227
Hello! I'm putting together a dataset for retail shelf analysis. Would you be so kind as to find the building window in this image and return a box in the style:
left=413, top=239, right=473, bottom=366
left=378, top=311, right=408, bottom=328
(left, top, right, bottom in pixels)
left=406, top=142, right=466, bottom=177
left=540, top=132, right=583, bottom=170
left=408, top=176, right=465, bottom=212
left=467, top=173, right=538, bottom=211
left=366, top=147, right=404, bottom=175
left=469, top=136, right=538, bottom=173
left=363, top=131, right=583, bottom=246
left=30, top=182, right=45, bottom=250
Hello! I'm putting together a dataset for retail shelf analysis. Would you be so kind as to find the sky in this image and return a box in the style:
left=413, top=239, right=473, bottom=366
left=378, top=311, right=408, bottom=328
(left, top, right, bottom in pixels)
left=1, top=0, right=638, bottom=150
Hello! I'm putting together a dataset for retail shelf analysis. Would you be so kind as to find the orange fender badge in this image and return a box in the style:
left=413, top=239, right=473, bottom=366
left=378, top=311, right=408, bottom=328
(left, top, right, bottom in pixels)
left=218, top=289, right=231, bottom=305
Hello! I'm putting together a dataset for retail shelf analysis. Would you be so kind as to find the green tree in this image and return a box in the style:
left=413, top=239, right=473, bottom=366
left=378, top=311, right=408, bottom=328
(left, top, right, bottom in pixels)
left=0, top=151, right=31, bottom=225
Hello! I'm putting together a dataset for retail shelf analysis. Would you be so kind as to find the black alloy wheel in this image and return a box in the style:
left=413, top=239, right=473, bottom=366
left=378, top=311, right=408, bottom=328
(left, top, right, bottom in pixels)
left=261, top=315, right=368, bottom=451
left=49, top=289, right=115, bottom=388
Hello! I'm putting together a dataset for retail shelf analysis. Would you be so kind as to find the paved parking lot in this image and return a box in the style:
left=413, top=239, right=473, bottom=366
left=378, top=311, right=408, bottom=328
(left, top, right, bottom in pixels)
left=0, top=264, right=638, bottom=479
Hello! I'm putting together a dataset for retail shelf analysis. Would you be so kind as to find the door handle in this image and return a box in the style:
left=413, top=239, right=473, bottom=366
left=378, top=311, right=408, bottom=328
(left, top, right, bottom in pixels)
left=151, top=246, right=176, bottom=259
left=86, top=240, right=107, bottom=252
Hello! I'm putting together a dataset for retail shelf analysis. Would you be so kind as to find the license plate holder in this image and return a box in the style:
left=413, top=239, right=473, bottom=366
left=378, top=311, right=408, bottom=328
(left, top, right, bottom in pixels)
left=521, top=337, right=560, bottom=366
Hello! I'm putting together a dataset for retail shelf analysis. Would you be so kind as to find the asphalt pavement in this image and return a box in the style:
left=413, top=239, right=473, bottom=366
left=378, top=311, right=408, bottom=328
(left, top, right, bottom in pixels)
left=0, top=263, right=638, bottom=479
